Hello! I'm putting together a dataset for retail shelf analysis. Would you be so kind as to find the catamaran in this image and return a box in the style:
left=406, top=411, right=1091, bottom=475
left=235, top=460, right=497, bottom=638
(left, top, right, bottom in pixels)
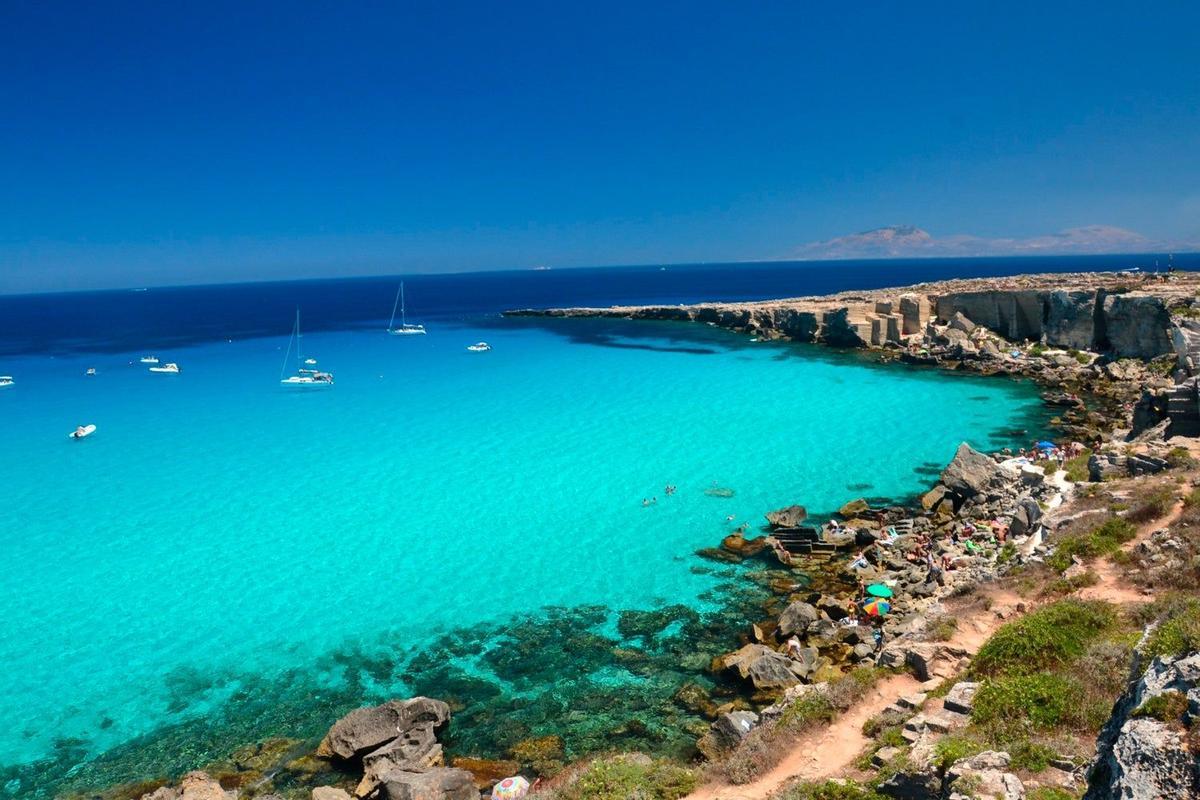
left=280, top=309, right=333, bottom=387
left=387, top=282, right=426, bottom=335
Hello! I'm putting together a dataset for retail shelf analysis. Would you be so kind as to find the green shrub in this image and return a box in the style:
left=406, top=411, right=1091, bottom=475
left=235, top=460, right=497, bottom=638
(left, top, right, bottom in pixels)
left=1046, top=518, right=1136, bottom=572
left=1027, top=788, right=1078, bottom=800
left=1064, top=452, right=1092, bottom=483
left=927, top=615, right=958, bottom=641
left=972, top=599, right=1116, bottom=677
left=1144, top=607, right=1200, bottom=660
left=777, top=780, right=885, bottom=800
left=932, top=733, right=984, bottom=769
left=1029, top=343, right=1048, bottom=357
left=1167, top=447, right=1196, bottom=469
left=556, top=755, right=697, bottom=800
left=1126, top=487, right=1176, bottom=524
left=1009, top=739, right=1057, bottom=772
left=972, top=673, right=1082, bottom=730
left=778, top=690, right=836, bottom=730
left=1132, top=691, right=1190, bottom=724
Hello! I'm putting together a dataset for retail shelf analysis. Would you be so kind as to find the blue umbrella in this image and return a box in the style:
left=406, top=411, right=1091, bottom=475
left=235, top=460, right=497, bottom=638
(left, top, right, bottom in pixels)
left=1036, top=441, right=1056, bottom=450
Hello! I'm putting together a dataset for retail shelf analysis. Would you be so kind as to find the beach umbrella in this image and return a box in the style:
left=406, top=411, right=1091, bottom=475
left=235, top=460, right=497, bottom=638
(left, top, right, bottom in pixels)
left=1036, top=441, right=1056, bottom=450
left=862, top=599, right=891, bottom=617
left=492, top=776, right=530, bottom=800
left=865, top=583, right=893, bottom=598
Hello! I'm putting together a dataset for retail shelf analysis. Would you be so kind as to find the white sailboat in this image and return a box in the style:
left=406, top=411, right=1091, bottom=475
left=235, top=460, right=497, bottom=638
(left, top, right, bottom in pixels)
left=387, top=282, right=426, bottom=335
left=280, top=309, right=333, bottom=387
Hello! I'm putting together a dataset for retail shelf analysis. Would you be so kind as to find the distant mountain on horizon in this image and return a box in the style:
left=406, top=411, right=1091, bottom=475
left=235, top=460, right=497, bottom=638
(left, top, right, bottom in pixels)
left=791, top=224, right=1195, bottom=260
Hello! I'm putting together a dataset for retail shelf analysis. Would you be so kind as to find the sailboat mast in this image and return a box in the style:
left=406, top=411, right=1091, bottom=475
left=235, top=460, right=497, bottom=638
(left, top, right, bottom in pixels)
left=389, top=283, right=402, bottom=330
left=280, top=308, right=298, bottom=381
left=401, top=282, right=407, bottom=327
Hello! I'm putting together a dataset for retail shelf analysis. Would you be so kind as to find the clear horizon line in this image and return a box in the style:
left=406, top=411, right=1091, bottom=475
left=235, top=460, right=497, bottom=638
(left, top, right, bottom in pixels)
left=3, top=249, right=1195, bottom=299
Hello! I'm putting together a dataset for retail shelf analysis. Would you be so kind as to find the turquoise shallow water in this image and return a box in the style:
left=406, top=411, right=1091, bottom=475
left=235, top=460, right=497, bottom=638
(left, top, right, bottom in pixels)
left=0, top=314, right=1050, bottom=792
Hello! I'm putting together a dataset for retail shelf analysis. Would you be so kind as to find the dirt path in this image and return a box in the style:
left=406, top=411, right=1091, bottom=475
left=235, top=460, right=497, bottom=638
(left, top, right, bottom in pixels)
left=684, top=499, right=1184, bottom=800
left=685, top=588, right=1023, bottom=800
left=1078, top=498, right=1183, bottom=604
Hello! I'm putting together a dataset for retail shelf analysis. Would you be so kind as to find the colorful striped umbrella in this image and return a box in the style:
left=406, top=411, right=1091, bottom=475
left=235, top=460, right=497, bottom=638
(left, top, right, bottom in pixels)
left=492, top=776, right=530, bottom=800
left=865, top=583, right=893, bottom=598
left=862, top=599, right=891, bottom=617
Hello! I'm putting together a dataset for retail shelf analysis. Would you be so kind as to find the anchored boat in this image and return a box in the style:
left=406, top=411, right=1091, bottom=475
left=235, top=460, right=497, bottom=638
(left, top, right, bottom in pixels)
left=280, top=309, right=333, bottom=387
left=69, top=424, right=97, bottom=440
left=387, top=282, right=426, bottom=335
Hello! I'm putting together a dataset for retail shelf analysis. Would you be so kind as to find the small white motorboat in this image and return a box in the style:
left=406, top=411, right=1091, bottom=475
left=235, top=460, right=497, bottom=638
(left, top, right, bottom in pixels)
left=85, top=368, right=97, bottom=376
left=304, top=358, right=318, bottom=366
left=69, top=424, right=97, bottom=440
left=466, top=342, right=491, bottom=352
left=0, top=376, right=13, bottom=388
left=139, top=356, right=160, bottom=364
left=149, top=362, right=180, bottom=374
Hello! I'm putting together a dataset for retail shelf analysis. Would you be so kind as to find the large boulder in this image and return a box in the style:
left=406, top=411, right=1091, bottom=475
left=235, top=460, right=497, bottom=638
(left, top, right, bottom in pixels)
left=715, top=644, right=810, bottom=690
left=376, top=767, right=479, bottom=800
left=138, top=773, right=235, bottom=800
left=839, top=498, right=870, bottom=517
left=939, top=443, right=1003, bottom=502
left=777, top=601, right=820, bottom=637
left=318, top=697, right=450, bottom=761
left=1009, top=496, right=1042, bottom=538
left=1084, top=651, right=1200, bottom=799
left=946, top=751, right=1024, bottom=800
left=708, top=710, right=760, bottom=750
left=766, top=504, right=807, bottom=528
left=949, top=311, right=977, bottom=334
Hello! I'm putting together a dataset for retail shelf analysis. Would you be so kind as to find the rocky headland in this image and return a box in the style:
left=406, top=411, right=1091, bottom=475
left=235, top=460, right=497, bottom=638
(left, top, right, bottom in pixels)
left=84, top=270, right=1200, bottom=800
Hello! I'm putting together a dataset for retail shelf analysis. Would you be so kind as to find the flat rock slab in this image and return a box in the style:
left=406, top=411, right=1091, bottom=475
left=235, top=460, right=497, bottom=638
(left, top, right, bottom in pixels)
left=943, top=681, right=980, bottom=715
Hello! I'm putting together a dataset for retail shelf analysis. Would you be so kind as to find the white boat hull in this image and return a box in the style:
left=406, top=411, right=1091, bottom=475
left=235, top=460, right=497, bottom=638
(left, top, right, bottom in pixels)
left=0, top=377, right=13, bottom=388
left=69, top=424, right=97, bottom=440
left=388, top=327, right=427, bottom=335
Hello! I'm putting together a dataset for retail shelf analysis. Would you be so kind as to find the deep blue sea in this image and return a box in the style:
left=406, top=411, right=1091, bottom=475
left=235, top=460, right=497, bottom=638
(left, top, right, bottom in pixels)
left=0, top=255, right=1176, bottom=797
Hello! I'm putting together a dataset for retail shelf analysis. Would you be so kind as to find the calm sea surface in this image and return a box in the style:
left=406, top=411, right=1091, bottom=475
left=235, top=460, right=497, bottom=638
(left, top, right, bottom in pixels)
left=0, top=255, right=1174, bottom=796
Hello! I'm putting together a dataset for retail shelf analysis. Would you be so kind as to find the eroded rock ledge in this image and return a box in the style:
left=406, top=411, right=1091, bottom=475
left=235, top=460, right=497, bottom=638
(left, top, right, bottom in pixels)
left=505, top=270, right=1200, bottom=361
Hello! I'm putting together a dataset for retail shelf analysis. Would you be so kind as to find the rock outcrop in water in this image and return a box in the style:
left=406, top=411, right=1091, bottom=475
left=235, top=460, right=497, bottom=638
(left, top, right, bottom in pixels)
left=315, top=697, right=474, bottom=800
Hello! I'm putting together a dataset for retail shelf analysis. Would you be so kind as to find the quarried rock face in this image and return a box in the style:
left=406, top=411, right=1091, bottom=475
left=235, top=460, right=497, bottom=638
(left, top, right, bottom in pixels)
left=1084, top=651, right=1200, bottom=799
left=1045, top=289, right=1098, bottom=350
left=1101, top=294, right=1173, bottom=359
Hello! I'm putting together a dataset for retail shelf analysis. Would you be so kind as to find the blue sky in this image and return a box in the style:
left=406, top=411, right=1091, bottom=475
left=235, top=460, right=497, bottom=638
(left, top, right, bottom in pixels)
left=2, top=1, right=1198, bottom=292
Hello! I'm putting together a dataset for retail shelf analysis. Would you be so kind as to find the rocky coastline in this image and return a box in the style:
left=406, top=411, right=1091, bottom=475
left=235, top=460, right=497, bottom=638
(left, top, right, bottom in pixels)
left=69, top=271, right=1200, bottom=799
